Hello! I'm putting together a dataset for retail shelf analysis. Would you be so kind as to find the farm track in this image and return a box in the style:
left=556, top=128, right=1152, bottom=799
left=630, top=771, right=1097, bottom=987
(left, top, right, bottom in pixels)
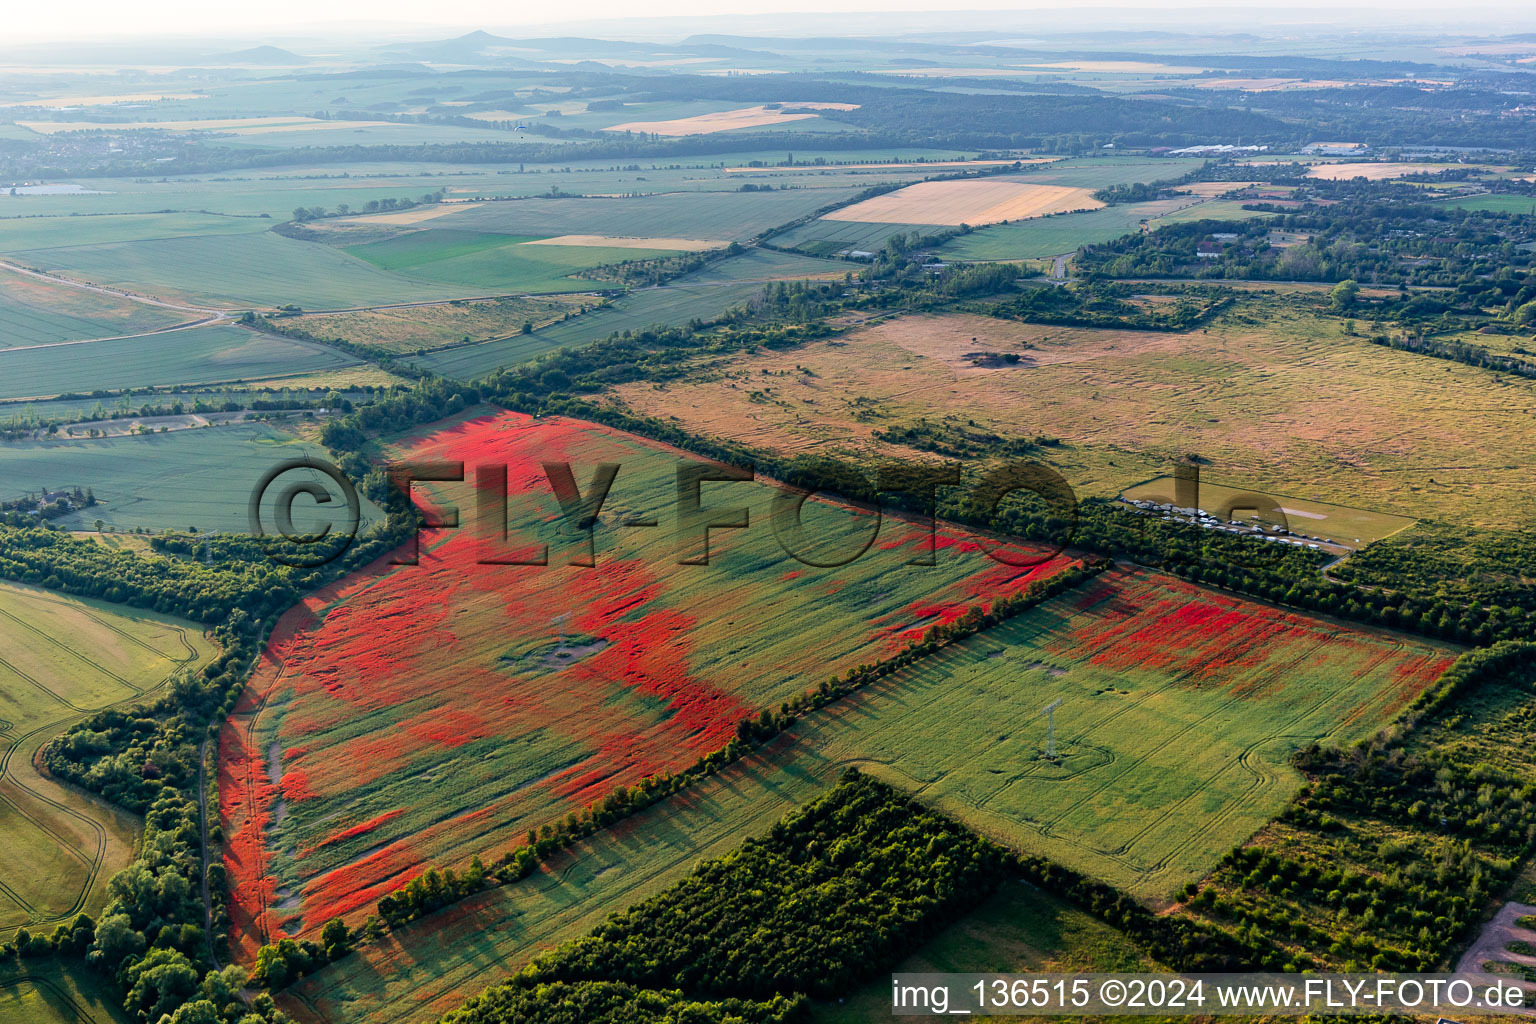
left=0, top=257, right=229, bottom=315
left=0, top=970, right=108, bottom=1024
left=0, top=316, right=231, bottom=353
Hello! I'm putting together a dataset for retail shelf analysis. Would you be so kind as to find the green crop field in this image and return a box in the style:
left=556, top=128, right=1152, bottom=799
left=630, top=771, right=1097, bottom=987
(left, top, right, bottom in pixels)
left=14, top=233, right=470, bottom=310
left=414, top=248, right=845, bottom=378
left=1019, top=157, right=1208, bottom=189
left=273, top=564, right=1440, bottom=1022
left=0, top=582, right=215, bottom=933
left=0, top=266, right=186, bottom=347
left=0, top=211, right=271, bottom=253
left=433, top=187, right=865, bottom=241
left=345, top=229, right=676, bottom=293
left=0, top=420, right=380, bottom=533
left=0, top=325, right=360, bottom=400
left=774, top=217, right=944, bottom=254
left=1432, top=193, right=1536, bottom=215
left=0, top=963, right=129, bottom=1024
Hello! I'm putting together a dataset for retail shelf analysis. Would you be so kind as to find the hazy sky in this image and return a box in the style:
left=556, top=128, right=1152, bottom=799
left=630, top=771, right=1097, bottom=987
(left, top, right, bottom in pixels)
left=3, top=0, right=1532, bottom=44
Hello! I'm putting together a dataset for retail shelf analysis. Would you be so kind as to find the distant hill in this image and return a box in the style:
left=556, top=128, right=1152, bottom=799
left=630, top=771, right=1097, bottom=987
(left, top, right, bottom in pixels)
left=206, top=45, right=308, bottom=64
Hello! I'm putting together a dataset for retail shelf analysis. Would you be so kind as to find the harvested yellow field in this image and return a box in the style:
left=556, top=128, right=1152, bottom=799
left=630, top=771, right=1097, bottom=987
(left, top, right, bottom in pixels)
left=352, top=203, right=482, bottom=226
left=0, top=92, right=208, bottom=108
left=605, top=102, right=858, bottom=136
left=519, top=234, right=725, bottom=251
left=1306, top=162, right=1452, bottom=180
left=823, top=180, right=1102, bottom=227
left=18, top=116, right=391, bottom=135
left=723, top=158, right=1055, bottom=173
left=1176, top=181, right=1263, bottom=199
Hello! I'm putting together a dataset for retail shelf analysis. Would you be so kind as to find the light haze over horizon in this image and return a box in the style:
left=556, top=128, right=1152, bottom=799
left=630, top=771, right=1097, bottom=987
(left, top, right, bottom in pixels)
left=4, top=0, right=1534, bottom=47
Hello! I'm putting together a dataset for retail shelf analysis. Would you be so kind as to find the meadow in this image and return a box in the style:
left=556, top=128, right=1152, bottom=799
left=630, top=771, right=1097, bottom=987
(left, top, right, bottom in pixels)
left=413, top=248, right=845, bottom=378
left=221, top=408, right=1075, bottom=961
left=0, top=265, right=186, bottom=347
left=0, top=582, right=215, bottom=934
left=608, top=304, right=1536, bottom=529
left=0, top=325, right=360, bottom=400
left=286, top=296, right=589, bottom=355
left=0, top=421, right=377, bottom=533
left=274, top=563, right=1444, bottom=1023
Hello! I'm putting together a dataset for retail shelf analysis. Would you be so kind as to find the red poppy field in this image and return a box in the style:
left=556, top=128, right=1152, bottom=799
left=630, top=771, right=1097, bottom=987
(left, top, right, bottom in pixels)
left=274, top=561, right=1456, bottom=1024
left=219, top=409, right=1074, bottom=959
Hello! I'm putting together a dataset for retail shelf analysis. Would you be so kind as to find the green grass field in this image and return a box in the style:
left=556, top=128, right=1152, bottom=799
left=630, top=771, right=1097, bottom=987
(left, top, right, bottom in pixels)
left=0, top=582, right=215, bottom=933
left=0, top=420, right=379, bottom=533
left=434, top=187, right=865, bottom=241
left=345, top=229, right=676, bottom=293
left=15, top=233, right=468, bottom=310
left=0, top=962, right=128, bottom=1024
left=774, top=217, right=945, bottom=254
left=1432, top=193, right=1536, bottom=214
left=414, top=248, right=844, bottom=378
left=762, top=566, right=1451, bottom=900
left=0, top=325, right=360, bottom=400
left=1019, top=157, right=1209, bottom=190
left=0, top=211, right=271, bottom=253
left=0, top=266, right=186, bottom=347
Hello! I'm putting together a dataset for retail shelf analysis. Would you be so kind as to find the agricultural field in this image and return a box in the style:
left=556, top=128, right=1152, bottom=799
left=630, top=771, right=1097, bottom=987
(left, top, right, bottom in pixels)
left=0, top=265, right=187, bottom=346
left=275, top=562, right=1445, bottom=1022
left=770, top=217, right=941, bottom=255
left=937, top=198, right=1202, bottom=260
left=343, top=229, right=680, bottom=294
left=284, top=296, right=591, bottom=355
left=1304, top=162, right=1462, bottom=180
left=608, top=305, right=1536, bottom=529
left=0, top=962, right=128, bottom=1024
left=0, top=325, right=360, bottom=400
left=425, top=187, right=866, bottom=242
left=823, top=180, right=1103, bottom=227
left=12, top=233, right=473, bottom=310
left=220, top=408, right=1076, bottom=961
left=0, top=582, right=215, bottom=933
left=0, top=212, right=272, bottom=253
left=1432, top=193, right=1536, bottom=214
left=605, top=102, right=860, bottom=135
left=0, top=420, right=376, bottom=533
left=413, top=248, right=845, bottom=378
